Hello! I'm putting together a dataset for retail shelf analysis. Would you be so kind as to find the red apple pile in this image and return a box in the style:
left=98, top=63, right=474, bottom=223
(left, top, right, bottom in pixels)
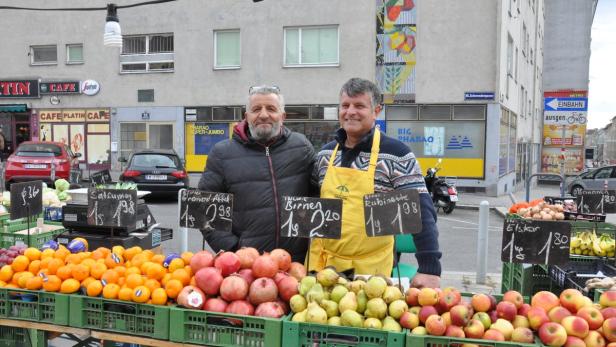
left=177, top=247, right=306, bottom=319
left=405, top=287, right=616, bottom=347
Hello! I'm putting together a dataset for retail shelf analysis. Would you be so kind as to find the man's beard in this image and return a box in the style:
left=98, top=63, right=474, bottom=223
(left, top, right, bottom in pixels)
left=248, top=121, right=282, bottom=142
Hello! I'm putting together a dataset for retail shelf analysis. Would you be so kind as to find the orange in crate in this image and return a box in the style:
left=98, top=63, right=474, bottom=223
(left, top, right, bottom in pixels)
left=42, top=275, right=62, bottom=292
left=123, top=247, right=142, bottom=261
left=65, top=254, right=82, bottom=265
left=144, top=278, right=161, bottom=292
left=101, top=269, right=120, bottom=285
left=0, top=265, right=14, bottom=282
left=47, top=258, right=64, bottom=275
left=131, top=285, right=151, bottom=303
left=125, top=273, right=144, bottom=289
left=11, top=255, right=30, bottom=272
left=25, top=276, right=43, bottom=290
left=181, top=251, right=193, bottom=265
left=60, top=278, right=80, bottom=293
left=24, top=248, right=41, bottom=261
left=41, top=248, right=55, bottom=260
left=102, top=283, right=121, bottom=299
left=118, top=286, right=133, bottom=301
left=151, top=288, right=167, bottom=305
left=90, top=263, right=107, bottom=280
left=81, top=276, right=96, bottom=288
left=172, top=268, right=191, bottom=286
left=72, top=264, right=90, bottom=282
left=86, top=280, right=103, bottom=297
left=17, top=272, right=34, bottom=288
left=104, top=253, right=125, bottom=268
left=56, top=265, right=73, bottom=281
left=146, top=263, right=166, bottom=281
left=164, top=279, right=183, bottom=299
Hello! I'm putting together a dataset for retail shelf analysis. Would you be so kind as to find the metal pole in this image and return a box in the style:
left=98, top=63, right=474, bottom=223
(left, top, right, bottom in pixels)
left=178, top=189, right=188, bottom=253
left=560, top=125, right=566, bottom=197
left=476, top=200, right=489, bottom=284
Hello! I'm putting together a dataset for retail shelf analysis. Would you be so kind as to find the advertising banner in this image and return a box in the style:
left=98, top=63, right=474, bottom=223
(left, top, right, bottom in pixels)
left=541, top=147, right=584, bottom=175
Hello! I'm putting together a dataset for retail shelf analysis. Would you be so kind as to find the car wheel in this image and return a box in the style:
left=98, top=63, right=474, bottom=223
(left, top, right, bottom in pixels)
left=571, top=185, right=583, bottom=197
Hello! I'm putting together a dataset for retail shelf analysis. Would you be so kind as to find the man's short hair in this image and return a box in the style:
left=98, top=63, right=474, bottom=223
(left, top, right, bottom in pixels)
left=339, top=78, right=382, bottom=110
left=247, top=85, right=285, bottom=112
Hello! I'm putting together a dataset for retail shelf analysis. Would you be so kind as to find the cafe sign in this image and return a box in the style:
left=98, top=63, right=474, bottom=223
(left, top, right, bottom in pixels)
left=40, top=81, right=80, bottom=94
left=39, top=108, right=110, bottom=123
left=0, top=80, right=40, bottom=98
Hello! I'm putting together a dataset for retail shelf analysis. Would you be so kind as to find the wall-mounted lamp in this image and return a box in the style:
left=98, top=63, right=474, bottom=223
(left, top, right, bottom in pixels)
left=104, top=3, right=122, bottom=48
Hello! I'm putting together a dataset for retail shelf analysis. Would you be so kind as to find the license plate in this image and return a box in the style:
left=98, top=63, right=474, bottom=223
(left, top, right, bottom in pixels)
left=146, top=174, right=167, bottom=180
left=24, top=164, right=47, bottom=169
left=450, top=195, right=459, bottom=202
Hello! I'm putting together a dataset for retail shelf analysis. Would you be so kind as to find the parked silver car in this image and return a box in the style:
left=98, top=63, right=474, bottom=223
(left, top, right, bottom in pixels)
left=567, top=165, right=616, bottom=196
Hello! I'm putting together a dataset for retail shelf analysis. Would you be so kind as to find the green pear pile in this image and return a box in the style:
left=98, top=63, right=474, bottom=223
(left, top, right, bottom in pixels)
left=289, top=268, right=406, bottom=332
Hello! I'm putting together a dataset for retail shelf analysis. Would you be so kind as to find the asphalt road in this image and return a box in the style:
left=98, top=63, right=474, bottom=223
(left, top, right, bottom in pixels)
left=147, top=195, right=506, bottom=274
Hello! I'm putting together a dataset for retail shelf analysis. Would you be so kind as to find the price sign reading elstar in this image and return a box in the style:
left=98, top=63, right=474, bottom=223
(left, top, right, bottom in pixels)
left=87, top=188, right=137, bottom=228
left=10, top=180, right=43, bottom=220
left=576, top=190, right=616, bottom=214
left=280, top=196, right=342, bottom=239
left=179, top=189, right=233, bottom=231
left=501, top=218, right=571, bottom=265
left=363, top=189, right=422, bottom=236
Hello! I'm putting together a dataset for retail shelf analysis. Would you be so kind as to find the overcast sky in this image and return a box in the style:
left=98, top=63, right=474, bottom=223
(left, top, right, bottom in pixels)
left=587, top=0, right=616, bottom=130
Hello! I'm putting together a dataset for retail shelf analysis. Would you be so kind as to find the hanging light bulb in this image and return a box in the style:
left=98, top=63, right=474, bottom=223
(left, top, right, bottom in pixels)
left=104, top=3, right=122, bottom=48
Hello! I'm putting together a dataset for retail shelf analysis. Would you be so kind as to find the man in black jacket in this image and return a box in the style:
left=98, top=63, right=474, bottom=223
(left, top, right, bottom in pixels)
left=198, top=86, right=315, bottom=262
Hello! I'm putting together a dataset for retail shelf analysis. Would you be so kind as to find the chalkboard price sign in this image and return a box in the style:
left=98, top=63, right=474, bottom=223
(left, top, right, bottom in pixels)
left=363, top=189, right=422, bottom=236
left=179, top=189, right=233, bottom=231
left=10, top=181, right=43, bottom=220
left=576, top=190, right=616, bottom=214
left=501, top=218, right=571, bottom=265
left=280, top=196, right=342, bottom=239
left=91, top=170, right=112, bottom=185
left=87, top=188, right=137, bottom=228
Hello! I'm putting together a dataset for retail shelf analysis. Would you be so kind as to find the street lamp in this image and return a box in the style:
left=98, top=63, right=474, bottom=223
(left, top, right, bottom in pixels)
left=104, top=3, right=122, bottom=48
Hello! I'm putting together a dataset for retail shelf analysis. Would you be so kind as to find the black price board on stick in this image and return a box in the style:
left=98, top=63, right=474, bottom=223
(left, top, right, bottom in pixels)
left=87, top=188, right=137, bottom=228
left=179, top=189, right=233, bottom=231
left=280, top=196, right=342, bottom=239
left=10, top=181, right=43, bottom=220
left=91, top=170, right=112, bottom=185
left=501, top=218, right=571, bottom=265
left=363, top=189, right=422, bottom=236
left=576, top=190, right=616, bottom=214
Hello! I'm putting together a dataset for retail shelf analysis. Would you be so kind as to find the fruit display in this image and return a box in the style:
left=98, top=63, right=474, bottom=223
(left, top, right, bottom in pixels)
left=0, top=244, right=27, bottom=267
left=402, top=288, right=616, bottom=346
left=571, top=230, right=616, bottom=257
left=509, top=199, right=566, bottom=220
left=179, top=247, right=305, bottom=318
left=290, top=270, right=408, bottom=332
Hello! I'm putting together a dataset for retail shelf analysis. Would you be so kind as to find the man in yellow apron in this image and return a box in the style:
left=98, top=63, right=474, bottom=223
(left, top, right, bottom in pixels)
left=308, top=78, right=441, bottom=288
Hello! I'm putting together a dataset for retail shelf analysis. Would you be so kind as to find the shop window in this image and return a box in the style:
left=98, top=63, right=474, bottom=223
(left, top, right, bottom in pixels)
left=453, top=105, right=486, bottom=120
left=285, top=106, right=310, bottom=120
left=212, top=107, right=238, bottom=121
left=214, top=30, right=240, bottom=69
left=284, top=26, right=339, bottom=66
left=121, top=33, right=174, bottom=73
left=386, top=106, right=419, bottom=121
left=120, top=123, right=147, bottom=159
left=138, top=89, right=155, bottom=102
left=66, top=44, right=83, bottom=64
left=30, top=45, right=57, bottom=65
left=419, top=105, right=451, bottom=120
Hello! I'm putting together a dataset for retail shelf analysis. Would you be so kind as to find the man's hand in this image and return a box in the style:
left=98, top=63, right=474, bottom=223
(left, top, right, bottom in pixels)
left=411, top=273, right=440, bottom=289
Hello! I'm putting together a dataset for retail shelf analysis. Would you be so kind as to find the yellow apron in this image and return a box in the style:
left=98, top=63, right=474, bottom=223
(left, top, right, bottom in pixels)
left=308, top=130, right=394, bottom=276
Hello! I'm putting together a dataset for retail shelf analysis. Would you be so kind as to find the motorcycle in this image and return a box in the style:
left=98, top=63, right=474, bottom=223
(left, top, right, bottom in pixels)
left=425, top=159, right=458, bottom=214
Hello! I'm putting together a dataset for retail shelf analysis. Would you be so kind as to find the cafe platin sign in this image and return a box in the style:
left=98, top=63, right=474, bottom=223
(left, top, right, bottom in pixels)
left=0, top=80, right=40, bottom=98
left=40, top=81, right=80, bottom=94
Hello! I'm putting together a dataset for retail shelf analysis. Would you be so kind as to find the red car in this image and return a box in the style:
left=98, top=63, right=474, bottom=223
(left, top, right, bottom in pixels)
left=4, top=141, right=81, bottom=189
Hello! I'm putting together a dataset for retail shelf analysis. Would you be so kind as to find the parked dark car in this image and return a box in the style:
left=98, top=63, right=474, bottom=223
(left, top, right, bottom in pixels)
left=118, top=149, right=188, bottom=195
left=4, top=141, right=81, bottom=189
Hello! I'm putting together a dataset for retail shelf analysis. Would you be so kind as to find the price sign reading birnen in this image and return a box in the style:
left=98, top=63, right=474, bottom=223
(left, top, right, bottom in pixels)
left=10, top=180, right=43, bottom=220
left=576, top=190, right=616, bottom=214
left=91, top=170, right=112, bottom=185
left=179, top=189, right=233, bottom=231
left=363, top=189, right=422, bottom=236
left=87, top=188, right=137, bottom=228
left=501, top=218, right=571, bottom=265
left=280, top=196, right=342, bottom=239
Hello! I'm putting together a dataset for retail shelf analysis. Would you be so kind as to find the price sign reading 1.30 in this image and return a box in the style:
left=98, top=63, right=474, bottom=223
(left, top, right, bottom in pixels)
left=363, top=189, right=422, bottom=236
left=501, top=218, right=571, bottom=265
left=179, top=189, right=233, bottom=232
left=87, top=188, right=137, bottom=229
left=280, top=196, right=342, bottom=239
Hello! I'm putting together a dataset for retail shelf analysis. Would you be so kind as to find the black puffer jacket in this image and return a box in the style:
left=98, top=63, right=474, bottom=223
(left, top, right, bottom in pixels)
left=198, top=121, right=315, bottom=262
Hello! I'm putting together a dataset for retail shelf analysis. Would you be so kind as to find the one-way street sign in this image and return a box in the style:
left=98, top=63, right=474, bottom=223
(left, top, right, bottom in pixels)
left=544, top=97, right=588, bottom=112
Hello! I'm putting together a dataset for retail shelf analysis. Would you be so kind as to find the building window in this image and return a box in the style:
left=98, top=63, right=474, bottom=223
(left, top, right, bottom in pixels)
left=30, top=45, right=57, bottom=65
left=214, top=30, right=240, bottom=69
left=507, top=34, right=513, bottom=76
left=66, top=44, right=84, bottom=64
left=138, top=89, right=154, bottom=102
left=514, top=47, right=519, bottom=81
left=284, top=26, right=339, bottom=66
left=522, top=24, right=527, bottom=57
left=120, top=33, right=174, bottom=73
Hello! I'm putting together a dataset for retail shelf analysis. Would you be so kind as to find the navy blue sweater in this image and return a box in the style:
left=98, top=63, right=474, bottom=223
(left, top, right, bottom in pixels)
left=312, top=127, right=442, bottom=276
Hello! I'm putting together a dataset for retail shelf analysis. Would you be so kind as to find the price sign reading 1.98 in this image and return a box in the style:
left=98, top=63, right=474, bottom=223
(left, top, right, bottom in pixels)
left=501, top=218, right=571, bottom=265
left=179, top=189, right=233, bottom=231
left=280, top=196, right=342, bottom=239
left=87, top=188, right=137, bottom=229
left=576, top=190, right=616, bottom=214
left=363, top=189, right=422, bottom=236
left=10, top=180, right=43, bottom=220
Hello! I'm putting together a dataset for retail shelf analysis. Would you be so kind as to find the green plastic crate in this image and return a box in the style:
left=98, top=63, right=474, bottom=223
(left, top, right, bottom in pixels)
left=0, top=288, right=69, bottom=325
left=406, top=334, right=545, bottom=347
left=283, top=318, right=405, bottom=347
left=501, top=262, right=552, bottom=296
left=0, top=326, right=30, bottom=347
left=69, top=295, right=169, bottom=340
left=169, top=306, right=283, bottom=347
left=0, top=227, right=65, bottom=249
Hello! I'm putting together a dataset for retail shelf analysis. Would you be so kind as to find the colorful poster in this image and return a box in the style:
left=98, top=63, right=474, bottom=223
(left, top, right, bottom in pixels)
left=541, top=147, right=584, bottom=175
left=40, top=123, right=52, bottom=142
left=376, top=0, right=416, bottom=104
left=193, top=123, right=228, bottom=155
left=543, top=123, right=586, bottom=146
left=70, top=124, right=85, bottom=158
